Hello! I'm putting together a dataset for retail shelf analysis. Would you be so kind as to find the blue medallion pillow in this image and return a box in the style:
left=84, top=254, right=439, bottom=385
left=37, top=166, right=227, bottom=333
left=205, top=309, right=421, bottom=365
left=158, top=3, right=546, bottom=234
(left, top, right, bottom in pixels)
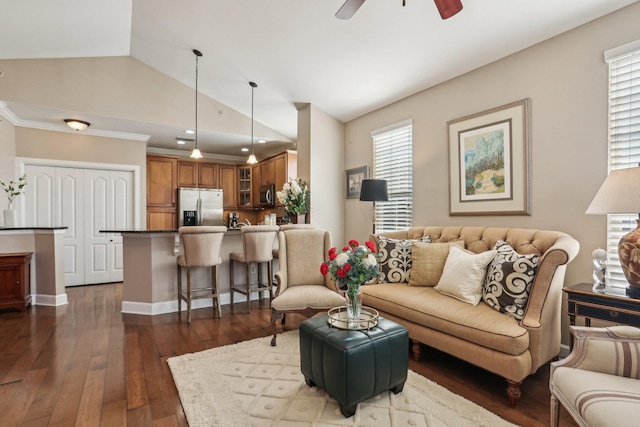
left=376, top=235, right=432, bottom=283
left=482, top=240, right=540, bottom=320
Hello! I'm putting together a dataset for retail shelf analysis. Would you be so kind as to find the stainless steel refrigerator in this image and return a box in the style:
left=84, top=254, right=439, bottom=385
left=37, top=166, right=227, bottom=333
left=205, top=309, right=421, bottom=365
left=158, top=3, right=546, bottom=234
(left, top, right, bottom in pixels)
left=177, top=188, right=224, bottom=227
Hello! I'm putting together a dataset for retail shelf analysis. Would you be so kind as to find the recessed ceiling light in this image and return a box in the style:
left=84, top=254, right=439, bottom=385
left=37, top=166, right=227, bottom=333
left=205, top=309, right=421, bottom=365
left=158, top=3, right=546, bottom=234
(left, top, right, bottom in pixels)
left=258, top=139, right=266, bottom=144
left=176, top=140, right=186, bottom=145
left=241, top=147, right=249, bottom=152
left=185, top=129, right=195, bottom=134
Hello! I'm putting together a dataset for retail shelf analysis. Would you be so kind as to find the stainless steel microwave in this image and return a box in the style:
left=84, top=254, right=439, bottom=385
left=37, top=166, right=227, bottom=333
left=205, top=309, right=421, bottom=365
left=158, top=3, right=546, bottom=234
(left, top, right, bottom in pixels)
left=259, top=184, right=275, bottom=207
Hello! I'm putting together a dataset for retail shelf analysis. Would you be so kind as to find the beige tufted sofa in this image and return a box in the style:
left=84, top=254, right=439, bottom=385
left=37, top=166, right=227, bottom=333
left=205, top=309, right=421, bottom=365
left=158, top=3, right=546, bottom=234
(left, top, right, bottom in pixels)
left=362, top=226, right=580, bottom=407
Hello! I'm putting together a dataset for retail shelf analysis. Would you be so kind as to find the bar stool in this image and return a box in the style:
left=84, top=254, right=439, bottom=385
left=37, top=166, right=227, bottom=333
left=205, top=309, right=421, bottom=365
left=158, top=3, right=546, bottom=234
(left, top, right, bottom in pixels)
left=177, top=226, right=226, bottom=323
left=230, top=225, right=279, bottom=308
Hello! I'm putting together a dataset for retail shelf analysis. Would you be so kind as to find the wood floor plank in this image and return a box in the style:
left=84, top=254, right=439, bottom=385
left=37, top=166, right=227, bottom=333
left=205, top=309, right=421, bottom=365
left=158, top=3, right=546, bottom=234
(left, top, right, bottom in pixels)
left=0, top=283, right=579, bottom=426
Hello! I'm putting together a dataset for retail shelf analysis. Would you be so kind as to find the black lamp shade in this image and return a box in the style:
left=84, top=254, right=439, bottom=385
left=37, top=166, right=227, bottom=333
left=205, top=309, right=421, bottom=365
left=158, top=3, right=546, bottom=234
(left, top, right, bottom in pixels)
left=359, top=179, right=388, bottom=202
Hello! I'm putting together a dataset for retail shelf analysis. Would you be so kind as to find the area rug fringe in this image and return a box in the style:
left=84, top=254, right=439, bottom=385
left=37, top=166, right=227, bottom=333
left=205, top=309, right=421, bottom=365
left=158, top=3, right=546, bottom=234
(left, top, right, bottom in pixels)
left=168, top=330, right=518, bottom=427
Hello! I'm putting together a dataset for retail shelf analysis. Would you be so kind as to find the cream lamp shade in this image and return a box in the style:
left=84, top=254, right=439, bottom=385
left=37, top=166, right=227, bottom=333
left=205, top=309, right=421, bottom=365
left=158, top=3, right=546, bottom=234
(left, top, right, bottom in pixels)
left=586, top=166, right=640, bottom=298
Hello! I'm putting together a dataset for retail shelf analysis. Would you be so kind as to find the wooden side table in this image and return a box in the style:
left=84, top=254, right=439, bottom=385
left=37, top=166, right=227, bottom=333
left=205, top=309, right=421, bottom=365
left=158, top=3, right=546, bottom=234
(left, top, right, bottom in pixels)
left=563, top=282, right=640, bottom=348
left=0, top=252, right=33, bottom=312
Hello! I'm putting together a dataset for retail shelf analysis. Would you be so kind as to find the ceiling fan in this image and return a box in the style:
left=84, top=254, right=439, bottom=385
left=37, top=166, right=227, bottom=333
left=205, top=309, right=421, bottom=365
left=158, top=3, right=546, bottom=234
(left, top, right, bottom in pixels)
left=336, top=0, right=463, bottom=20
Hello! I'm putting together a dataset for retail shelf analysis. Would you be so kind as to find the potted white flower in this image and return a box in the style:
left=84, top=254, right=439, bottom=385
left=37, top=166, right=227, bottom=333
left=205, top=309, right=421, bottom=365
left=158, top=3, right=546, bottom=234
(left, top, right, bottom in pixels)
left=1, top=174, right=27, bottom=228
left=276, top=177, right=310, bottom=224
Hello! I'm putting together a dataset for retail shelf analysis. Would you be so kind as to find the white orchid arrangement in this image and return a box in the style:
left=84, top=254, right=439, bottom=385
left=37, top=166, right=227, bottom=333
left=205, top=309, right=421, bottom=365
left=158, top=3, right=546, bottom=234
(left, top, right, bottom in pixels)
left=0, top=174, right=27, bottom=209
left=276, top=177, right=310, bottom=214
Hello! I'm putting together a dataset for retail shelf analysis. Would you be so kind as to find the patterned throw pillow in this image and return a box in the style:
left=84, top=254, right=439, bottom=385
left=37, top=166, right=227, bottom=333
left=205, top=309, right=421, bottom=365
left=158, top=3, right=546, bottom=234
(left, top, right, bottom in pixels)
left=482, top=240, right=540, bottom=320
left=376, top=236, right=432, bottom=283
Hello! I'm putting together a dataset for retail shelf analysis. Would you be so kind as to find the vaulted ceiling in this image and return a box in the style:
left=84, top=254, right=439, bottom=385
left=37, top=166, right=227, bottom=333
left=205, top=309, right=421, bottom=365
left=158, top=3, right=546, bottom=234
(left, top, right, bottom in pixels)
left=0, top=0, right=636, bottom=158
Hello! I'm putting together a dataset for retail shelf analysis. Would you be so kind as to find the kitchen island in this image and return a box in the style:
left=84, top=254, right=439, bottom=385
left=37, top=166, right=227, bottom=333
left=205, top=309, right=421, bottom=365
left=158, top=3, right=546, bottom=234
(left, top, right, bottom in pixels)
left=102, top=228, right=274, bottom=315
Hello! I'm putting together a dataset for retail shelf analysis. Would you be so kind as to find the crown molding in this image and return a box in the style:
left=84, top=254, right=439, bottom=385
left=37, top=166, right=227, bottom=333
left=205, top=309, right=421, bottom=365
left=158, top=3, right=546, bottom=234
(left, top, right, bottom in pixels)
left=0, top=101, right=150, bottom=142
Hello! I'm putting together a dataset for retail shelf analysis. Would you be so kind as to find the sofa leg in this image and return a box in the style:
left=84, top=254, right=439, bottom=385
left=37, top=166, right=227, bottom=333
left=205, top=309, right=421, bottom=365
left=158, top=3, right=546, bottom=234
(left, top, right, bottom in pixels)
left=506, top=380, right=522, bottom=407
left=411, top=339, right=421, bottom=361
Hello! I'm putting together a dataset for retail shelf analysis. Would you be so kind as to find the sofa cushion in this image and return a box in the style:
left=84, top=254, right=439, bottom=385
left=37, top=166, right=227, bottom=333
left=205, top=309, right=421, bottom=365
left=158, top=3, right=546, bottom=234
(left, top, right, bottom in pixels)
left=408, top=241, right=464, bottom=287
left=482, top=240, right=540, bottom=320
left=435, top=246, right=497, bottom=305
left=376, top=236, right=431, bottom=283
left=361, top=283, right=529, bottom=355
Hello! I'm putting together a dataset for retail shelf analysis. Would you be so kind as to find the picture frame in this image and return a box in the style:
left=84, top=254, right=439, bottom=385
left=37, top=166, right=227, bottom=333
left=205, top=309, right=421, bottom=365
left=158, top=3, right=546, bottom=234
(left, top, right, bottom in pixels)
left=447, top=99, right=531, bottom=216
left=345, top=166, right=369, bottom=199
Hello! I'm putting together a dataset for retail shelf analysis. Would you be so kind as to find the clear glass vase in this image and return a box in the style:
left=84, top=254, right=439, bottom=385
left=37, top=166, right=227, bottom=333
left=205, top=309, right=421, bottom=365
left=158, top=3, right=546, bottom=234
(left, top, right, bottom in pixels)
left=345, top=287, right=362, bottom=328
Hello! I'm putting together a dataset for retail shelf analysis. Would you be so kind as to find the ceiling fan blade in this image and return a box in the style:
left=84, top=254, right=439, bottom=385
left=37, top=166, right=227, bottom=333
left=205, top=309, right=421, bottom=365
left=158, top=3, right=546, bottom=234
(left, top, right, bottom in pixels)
left=434, top=0, right=463, bottom=19
left=336, top=0, right=366, bottom=20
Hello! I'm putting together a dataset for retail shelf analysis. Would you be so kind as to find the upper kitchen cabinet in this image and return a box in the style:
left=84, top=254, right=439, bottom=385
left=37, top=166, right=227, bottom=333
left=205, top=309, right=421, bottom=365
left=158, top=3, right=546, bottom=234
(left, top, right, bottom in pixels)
left=177, top=161, right=219, bottom=188
left=177, top=161, right=197, bottom=187
left=252, top=163, right=261, bottom=207
left=219, top=164, right=237, bottom=208
left=275, top=151, right=297, bottom=193
left=147, top=155, right=176, bottom=207
left=199, top=163, right=219, bottom=188
left=238, top=166, right=251, bottom=208
left=260, top=157, right=276, bottom=186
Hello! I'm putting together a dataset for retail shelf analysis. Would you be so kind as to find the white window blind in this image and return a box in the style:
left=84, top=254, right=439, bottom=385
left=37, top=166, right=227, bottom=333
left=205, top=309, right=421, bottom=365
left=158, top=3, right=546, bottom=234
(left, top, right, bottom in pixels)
left=605, top=42, right=640, bottom=288
left=372, top=121, right=413, bottom=232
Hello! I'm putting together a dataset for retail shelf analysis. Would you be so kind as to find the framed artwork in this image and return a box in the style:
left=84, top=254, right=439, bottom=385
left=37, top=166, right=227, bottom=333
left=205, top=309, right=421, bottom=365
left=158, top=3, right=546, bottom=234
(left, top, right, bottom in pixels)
left=447, top=99, right=531, bottom=216
left=346, top=166, right=368, bottom=199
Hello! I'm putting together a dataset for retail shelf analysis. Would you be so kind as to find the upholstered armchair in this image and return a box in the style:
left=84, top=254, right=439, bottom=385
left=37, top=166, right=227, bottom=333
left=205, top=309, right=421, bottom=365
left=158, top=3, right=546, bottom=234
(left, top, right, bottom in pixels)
left=270, top=229, right=345, bottom=346
left=549, top=325, right=640, bottom=427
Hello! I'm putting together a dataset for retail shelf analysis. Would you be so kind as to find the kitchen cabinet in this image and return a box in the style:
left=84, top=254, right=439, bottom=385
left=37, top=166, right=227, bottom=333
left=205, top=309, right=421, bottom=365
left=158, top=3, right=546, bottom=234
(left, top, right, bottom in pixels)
left=0, top=252, right=32, bottom=311
left=274, top=151, right=298, bottom=206
left=177, top=161, right=198, bottom=187
left=147, top=208, right=176, bottom=230
left=219, top=164, right=237, bottom=208
left=252, top=163, right=262, bottom=207
left=199, top=163, right=219, bottom=188
left=261, top=157, right=276, bottom=186
left=147, top=155, right=177, bottom=207
left=177, top=161, right=219, bottom=188
left=238, top=166, right=251, bottom=208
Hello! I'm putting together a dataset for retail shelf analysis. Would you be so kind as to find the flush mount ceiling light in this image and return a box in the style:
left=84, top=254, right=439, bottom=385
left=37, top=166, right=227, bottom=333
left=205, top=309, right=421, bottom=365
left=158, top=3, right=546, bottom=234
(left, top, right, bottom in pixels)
left=246, top=81, right=258, bottom=165
left=64, top=119, right=90, bottom=131
left=190, top=49, right=204, bottom=159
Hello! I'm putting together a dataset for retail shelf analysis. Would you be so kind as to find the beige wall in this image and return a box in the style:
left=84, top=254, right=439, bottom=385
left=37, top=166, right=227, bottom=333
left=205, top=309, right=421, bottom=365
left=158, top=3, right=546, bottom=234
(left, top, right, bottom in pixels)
left=297, top=104, right=346, bottom=246
left=15, top=127, right=148, bottom=226
left=344, top=3, right=640, bottom=342
left=0, top=115, right=16, bottom=214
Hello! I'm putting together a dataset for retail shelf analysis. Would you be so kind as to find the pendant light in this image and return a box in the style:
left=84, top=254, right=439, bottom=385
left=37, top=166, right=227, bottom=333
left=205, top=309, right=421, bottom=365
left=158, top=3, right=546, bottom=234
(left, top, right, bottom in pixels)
left=190, top=49, right=204, bottom=159
left=246, top=81, right=258, bottom=164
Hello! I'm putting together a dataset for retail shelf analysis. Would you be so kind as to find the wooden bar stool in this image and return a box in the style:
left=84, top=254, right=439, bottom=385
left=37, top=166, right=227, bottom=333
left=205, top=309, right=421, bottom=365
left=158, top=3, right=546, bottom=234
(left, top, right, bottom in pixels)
left=177, top=226, right=226, bottom=323
left=230, top=225, right=279, bottom=309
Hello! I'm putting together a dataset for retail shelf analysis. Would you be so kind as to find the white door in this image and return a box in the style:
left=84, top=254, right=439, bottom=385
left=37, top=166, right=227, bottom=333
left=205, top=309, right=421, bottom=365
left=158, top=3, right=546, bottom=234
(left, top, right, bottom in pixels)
left=25, top=165, right=134, bottom=286
left=25, top=165, right=85, bottom=286
left=84, top=169, right=133, bottom=284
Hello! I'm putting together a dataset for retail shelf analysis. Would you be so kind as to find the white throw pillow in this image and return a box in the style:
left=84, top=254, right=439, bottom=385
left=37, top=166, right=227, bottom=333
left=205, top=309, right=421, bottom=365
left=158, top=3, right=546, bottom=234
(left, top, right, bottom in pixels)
left=435, top=245, right=497, bottom=305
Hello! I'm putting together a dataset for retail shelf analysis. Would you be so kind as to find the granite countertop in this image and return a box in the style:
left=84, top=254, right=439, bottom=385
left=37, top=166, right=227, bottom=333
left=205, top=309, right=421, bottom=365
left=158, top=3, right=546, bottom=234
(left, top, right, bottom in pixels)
left=0, top=226, right=69, bottom=231
left=100, top=228, right=242, bottom=234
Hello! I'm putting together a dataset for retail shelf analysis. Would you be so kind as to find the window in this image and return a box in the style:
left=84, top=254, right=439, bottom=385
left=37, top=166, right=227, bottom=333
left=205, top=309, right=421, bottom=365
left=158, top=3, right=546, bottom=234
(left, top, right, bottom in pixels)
left=371, top=120, right=413, bottom=232
left=604, top=40, right=640, bottom=288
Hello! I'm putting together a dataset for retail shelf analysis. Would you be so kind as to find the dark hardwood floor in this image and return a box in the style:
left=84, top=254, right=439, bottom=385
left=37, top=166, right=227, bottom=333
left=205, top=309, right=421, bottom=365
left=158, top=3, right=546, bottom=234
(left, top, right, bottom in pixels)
left=0, top=283, right=578, bottom=426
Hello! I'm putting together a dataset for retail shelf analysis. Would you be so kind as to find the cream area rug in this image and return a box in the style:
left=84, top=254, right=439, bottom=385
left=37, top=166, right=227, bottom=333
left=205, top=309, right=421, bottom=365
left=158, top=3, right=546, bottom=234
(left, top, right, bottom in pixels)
left=167, top=330, right=518, bottom=427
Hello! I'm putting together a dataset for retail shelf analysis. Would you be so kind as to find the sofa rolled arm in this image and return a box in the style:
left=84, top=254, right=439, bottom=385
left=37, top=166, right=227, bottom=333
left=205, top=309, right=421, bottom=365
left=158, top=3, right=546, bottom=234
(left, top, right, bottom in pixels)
left=551, top=326, right=640, bottom=379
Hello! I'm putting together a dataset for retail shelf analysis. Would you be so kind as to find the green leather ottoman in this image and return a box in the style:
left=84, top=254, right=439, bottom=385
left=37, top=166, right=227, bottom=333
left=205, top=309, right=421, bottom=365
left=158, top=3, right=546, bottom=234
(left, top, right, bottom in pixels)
left=299, top=314, right=409, bottom=418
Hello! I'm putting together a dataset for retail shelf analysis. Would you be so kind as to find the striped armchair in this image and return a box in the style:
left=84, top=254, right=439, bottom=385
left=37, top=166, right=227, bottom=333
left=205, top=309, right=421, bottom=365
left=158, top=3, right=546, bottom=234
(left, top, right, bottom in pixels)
left=549, top=325, right=640, bottom=427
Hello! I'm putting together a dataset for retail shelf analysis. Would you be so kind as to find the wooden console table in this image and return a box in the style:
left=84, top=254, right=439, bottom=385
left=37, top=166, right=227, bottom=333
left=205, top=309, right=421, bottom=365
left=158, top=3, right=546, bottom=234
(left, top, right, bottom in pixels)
left=563, top=282, right=640, bottom=348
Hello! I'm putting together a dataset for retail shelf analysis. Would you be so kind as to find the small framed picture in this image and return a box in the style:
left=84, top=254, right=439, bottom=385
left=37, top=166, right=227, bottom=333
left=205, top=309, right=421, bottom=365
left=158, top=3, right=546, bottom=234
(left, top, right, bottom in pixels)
left=345, top=166, right=369, bottom=199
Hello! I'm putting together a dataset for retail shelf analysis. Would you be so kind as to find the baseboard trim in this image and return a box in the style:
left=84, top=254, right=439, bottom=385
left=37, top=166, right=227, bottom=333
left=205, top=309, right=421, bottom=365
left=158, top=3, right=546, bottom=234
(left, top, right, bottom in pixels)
left=33, top=293, right=68, bottom=307
left=121, top=291, right=265, bottom=315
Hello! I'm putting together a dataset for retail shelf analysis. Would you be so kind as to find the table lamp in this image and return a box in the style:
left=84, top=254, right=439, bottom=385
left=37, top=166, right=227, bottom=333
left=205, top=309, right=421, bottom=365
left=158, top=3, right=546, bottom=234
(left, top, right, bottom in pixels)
left=360, top=179, right=388, bottom=234
left=586, top=166, right=640, bottom=298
